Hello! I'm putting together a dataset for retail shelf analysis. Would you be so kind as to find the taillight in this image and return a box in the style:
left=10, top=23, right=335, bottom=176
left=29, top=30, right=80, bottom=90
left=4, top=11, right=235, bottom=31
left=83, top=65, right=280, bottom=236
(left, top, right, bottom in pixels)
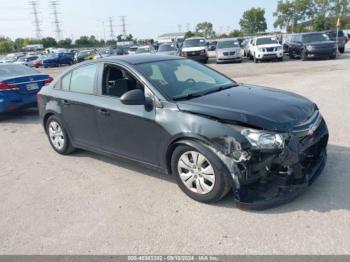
left=0, top=82, right=19, bottom=91
left=181, top=52, right=187, bottom=57
left=44, top=76, right=54, bottom=86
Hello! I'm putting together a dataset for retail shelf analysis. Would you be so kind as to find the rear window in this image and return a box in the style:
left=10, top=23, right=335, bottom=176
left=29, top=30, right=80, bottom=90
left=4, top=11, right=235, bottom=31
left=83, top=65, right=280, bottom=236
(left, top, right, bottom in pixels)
left=69, top=64, right=97, bottom=94
left=0, top=64, right=39, bottom=78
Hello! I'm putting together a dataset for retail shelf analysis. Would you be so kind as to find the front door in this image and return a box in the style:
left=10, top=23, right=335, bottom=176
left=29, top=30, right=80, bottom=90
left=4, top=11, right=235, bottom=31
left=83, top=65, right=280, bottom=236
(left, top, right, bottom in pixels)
left=95, top=63, right=164, bottom=166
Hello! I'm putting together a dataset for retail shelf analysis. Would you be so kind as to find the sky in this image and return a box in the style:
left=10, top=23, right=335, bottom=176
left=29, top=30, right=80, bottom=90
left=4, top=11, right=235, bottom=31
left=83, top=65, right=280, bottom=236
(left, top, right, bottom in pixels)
left=0, top=0, right=279, bottom=40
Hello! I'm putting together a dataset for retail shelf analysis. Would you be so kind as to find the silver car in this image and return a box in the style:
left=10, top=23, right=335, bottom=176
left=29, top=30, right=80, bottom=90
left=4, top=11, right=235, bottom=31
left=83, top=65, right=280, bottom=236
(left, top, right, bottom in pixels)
left=216, top=38, right=242, bottom=63
left=157, top=43, right=179, bottom=56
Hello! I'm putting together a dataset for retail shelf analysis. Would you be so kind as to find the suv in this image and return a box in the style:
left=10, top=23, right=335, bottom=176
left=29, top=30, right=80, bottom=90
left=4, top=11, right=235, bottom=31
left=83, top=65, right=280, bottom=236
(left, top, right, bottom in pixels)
left=288, top=32, right=337, bottom=61
left=250, top=36, right=283, bottom=63
left=180, top=37, right=209, bottom=63
left=324, top=30, right=347, bottom=53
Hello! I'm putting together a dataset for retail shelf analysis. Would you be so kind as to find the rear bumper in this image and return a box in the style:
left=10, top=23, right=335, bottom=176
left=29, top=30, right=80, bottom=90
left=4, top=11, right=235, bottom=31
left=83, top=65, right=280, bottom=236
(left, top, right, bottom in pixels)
left=0, top=92, right=38, bottom=113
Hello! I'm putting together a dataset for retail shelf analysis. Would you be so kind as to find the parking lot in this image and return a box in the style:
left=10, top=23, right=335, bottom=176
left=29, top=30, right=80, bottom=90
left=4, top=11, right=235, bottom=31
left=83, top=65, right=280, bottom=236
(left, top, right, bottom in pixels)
left=1, top=50, right=350, bottom=255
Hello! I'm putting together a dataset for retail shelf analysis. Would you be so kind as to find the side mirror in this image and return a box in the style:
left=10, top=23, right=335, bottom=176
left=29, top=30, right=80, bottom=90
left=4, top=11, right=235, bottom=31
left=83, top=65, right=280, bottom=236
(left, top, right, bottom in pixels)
left=120, top=89, right=146, bottom=105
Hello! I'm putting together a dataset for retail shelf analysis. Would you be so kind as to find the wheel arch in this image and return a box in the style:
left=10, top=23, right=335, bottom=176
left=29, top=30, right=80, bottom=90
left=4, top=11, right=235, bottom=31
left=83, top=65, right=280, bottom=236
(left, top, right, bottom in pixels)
left=165, top=136, right=231, bottom=179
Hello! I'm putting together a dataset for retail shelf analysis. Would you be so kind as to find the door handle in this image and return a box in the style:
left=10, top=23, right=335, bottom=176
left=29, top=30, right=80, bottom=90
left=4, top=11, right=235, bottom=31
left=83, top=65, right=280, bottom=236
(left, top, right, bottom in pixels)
left=98, top=108, right=110, bottom=116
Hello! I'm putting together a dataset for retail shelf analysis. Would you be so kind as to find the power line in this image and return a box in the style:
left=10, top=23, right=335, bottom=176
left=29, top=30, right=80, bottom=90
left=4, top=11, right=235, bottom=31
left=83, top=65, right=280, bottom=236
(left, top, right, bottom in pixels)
left=29, top=1, right=42, bottom=39
left=49, top=0, right=62, bottom=41
left=108, top=17, right=114, bottom=40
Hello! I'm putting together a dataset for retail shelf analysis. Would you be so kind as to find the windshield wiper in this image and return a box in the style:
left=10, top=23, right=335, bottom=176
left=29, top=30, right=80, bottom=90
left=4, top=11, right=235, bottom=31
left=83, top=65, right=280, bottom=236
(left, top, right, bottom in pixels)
left=173, top=84, right=238, bottom=101
left=173, top=92, right=204, bottom=101
left=201, top=83, right=238, bottom=96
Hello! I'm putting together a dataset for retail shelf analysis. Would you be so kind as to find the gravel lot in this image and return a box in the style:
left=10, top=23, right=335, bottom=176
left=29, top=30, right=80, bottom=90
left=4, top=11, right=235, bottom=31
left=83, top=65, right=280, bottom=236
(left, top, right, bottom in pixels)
left=0, top=49, right=350, bottom=255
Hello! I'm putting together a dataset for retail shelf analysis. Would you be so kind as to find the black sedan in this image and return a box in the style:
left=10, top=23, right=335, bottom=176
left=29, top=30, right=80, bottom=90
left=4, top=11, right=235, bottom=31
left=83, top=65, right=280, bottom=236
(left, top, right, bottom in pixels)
left=37, top=55, right=328, bottom=209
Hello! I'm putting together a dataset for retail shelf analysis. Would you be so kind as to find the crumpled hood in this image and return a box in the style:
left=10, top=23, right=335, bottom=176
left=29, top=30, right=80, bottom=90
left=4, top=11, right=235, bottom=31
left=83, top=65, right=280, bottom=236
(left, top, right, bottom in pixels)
left=176, top=85, right=316, bottom=132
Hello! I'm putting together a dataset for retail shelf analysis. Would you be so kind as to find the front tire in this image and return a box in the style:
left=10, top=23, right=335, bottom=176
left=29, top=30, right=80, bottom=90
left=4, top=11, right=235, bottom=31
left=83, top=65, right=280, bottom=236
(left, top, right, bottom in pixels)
left=171, top=145, right=231, bottom=203
left=46, top=115, right=75, bottom=155
left=339, top=47, right=345, bottom=54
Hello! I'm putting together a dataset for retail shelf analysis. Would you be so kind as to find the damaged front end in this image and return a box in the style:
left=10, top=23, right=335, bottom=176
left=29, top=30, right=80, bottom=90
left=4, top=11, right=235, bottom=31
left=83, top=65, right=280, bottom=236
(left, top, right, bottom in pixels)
left=211, top=111, right=329, bottom=210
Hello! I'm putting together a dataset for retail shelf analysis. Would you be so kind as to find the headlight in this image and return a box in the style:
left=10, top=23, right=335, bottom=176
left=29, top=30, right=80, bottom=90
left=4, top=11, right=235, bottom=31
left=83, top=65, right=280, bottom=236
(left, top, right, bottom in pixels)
left=306, top=45, right=314, bottom=51
left=258, top=48, right=265, bottom=52
left=276, top=46, right=282, bottom=51
left=241, top=129, right=284, bottom=150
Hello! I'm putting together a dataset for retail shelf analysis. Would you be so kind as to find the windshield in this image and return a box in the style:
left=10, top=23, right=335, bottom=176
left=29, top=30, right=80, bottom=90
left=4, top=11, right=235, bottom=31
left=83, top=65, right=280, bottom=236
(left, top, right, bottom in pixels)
left=0, top=64, right=39, bottom=78
left=303, top=33, right=329, bottom=42
left=217, top=40, right=240, bottom=49
left=136, top=59, right=236, bottom=100
left=136, top=47, right=151, bottom=53
left=158, top=44, right=176, bottom=52
left=256, top=37, right=279, bottom=46
left=183, top=39, right=207, bottom=47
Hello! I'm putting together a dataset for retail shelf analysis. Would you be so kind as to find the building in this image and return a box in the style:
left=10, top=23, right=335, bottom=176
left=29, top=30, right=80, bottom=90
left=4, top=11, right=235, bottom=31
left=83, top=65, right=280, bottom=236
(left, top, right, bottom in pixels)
left=157, top=32, right=186, bottom=43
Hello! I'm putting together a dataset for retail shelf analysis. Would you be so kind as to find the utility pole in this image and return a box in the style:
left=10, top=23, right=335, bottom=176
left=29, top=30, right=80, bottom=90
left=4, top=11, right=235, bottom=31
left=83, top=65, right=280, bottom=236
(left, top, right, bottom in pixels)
left=29, top=1, right=42, bottom=39
left=178, top=24, right=182, bottom=33
left=108, top=17, right=114, bottom=40
left=49, top=0, right=62, bottom=41
left=120, top=16, right=127, bottom=39
left=186, top=23, right=190, bottom=32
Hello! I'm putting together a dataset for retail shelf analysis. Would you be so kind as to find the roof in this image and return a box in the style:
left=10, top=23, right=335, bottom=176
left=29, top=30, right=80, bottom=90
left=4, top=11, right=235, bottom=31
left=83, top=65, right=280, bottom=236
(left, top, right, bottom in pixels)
left=100, top=54, right=182, bottom=65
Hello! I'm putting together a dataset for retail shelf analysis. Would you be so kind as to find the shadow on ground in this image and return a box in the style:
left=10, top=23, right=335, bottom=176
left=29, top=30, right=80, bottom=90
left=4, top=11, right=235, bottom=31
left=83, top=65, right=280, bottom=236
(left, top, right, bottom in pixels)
left=71, top=143, right=350, bottom=213
left=0, top=108, right=39, bottom=125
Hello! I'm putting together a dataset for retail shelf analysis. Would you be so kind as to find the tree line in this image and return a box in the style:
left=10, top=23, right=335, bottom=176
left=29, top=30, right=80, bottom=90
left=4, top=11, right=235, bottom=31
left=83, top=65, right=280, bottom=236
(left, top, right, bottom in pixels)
left=1, top=0, right=349, bottom=54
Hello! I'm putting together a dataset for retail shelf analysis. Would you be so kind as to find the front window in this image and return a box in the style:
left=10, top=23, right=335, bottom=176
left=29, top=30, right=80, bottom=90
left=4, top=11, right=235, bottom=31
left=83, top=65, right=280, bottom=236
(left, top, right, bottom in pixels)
left=217, top=40, right=240, bottom=49
left=303, top=34, right=329, bottom=43
left=256, top=37, right=279, bottom=46
left=183, top=39, right=207, bottom=48
left=136, top=59, right=236, bottom=100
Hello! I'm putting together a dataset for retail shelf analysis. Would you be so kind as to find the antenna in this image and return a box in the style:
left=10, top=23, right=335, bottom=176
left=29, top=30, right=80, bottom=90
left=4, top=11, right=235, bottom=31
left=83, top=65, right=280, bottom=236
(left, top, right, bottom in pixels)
left=29, top=1, right=42, bottom=39
left=108, top=17, right=114, bottom=40
left=49, top=0, right=62, bottom=41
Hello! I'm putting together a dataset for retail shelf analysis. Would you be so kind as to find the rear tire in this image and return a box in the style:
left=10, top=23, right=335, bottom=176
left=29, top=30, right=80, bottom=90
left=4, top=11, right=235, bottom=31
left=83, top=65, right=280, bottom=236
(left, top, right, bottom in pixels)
left=339, top=47, right=345, bottom=54
left=46, top=115, right=75, bottom=155
left=171, top=144, right=231, bottom=203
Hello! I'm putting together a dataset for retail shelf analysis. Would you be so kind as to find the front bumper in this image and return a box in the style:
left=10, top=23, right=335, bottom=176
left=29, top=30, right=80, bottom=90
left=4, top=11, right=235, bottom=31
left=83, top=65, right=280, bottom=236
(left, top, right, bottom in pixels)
left=232, top=118, right=329, bottom=210
left=306, top=48, right=337, bottom=58
left=256, top=51, right=283, bottom=60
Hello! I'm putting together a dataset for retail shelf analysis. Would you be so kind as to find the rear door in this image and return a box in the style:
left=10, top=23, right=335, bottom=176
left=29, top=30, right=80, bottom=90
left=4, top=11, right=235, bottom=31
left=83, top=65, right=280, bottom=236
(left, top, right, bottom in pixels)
left=59, top=63, right=101, bottom=148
